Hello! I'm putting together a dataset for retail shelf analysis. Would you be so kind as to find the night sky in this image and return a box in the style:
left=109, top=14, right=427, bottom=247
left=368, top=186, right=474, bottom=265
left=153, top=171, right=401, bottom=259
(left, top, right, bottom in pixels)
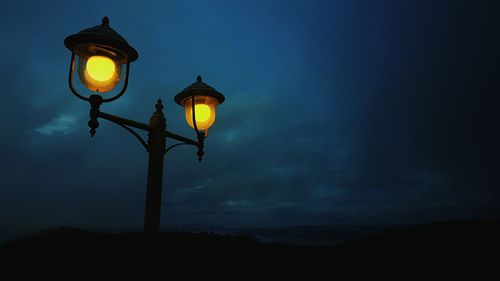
left=1, top=0, right=499, bottom=242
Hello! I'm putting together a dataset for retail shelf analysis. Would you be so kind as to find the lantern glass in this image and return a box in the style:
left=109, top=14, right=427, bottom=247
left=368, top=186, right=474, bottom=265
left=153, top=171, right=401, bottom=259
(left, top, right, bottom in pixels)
left=183, top=96, right=219, bottom=131
left=75, top=45, right=124, bottom=93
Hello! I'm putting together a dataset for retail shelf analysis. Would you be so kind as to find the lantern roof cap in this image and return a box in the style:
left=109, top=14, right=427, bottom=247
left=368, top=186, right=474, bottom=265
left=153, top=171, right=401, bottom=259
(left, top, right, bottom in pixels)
left=174, top=75, right=225, bottom=105
left=64, top=16, right=138, bottom=62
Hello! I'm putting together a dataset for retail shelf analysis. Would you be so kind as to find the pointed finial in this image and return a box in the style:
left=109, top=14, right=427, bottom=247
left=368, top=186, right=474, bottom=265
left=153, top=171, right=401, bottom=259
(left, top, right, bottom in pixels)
left=155, top=99, right=164, bottom=112
left=102, top=16, right=110, bottom=26
left=197, top=149, right=204, bottom=162
left=197, top=75, right=202, bottom=82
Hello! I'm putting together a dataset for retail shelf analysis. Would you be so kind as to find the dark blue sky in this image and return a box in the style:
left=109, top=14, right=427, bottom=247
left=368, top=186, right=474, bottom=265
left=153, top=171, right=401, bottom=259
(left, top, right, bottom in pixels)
left=1, top=0, right=499, bottom=241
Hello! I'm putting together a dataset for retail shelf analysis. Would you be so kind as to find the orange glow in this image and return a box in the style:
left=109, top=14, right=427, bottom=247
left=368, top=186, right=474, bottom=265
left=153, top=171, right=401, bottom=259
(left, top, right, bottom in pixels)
left=192, top=104, right=211, bottom=122
left=184, top=96, right=218, bottom=131
left=86, top=56, right=116, bottom=81
left=78, top=55, right=121, bottom=92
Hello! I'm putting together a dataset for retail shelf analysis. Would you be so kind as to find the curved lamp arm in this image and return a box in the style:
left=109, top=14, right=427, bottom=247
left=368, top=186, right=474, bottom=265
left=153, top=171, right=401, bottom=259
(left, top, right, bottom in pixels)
left=162, top=129, right=205, bottom=162
left=106, top=119, right=149, bottom=152
left=87, top=94, right=150, bottom=151
left=92, top=112, right=204, bottom=160
left=191, top=95, right=200, bottom=136
left=165, top=142, right=193, bottom=155
left=84, top=93, right=206, bottom=161
left=190, top=95, right=206, bottom=161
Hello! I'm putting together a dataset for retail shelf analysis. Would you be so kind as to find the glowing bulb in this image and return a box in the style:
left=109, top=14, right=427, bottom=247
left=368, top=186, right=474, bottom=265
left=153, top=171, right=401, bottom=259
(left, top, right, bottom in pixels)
left=194, top=104, right=211, bottom=122
left=86, top=56, right=116, bottom=81
left=78, top=54, right=121, bottom=92
left=184, top=97, right=218, bottom=131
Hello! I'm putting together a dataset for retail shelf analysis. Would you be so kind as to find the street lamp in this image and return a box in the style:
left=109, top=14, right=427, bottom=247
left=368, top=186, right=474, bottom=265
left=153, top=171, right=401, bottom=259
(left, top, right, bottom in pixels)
left=64, top=17, right=225, bottom=280
left=175, top=75, right=225, bottom=133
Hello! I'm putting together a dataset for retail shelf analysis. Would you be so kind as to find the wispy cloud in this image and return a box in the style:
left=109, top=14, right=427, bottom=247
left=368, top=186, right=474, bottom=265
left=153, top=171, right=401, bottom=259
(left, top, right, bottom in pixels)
left=35, top=114, right=78, bottom=135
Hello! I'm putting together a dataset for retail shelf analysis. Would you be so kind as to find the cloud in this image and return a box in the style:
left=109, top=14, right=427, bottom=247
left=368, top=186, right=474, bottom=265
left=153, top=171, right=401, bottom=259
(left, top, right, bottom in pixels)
left=35, top=114, right=78, bottom=135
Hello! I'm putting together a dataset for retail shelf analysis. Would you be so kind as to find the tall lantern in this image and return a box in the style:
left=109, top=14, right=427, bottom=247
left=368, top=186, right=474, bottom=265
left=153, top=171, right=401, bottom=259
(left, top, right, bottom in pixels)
left=64, top=16, right=138, bottom=102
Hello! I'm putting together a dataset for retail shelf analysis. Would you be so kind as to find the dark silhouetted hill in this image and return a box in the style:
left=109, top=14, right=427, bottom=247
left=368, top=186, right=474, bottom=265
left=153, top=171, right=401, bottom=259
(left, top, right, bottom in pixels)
left=332, top=219, right=500, bottom=273
left=235, top=224, right=404, bottom=246
left=1, top=219, right=499, bottom=279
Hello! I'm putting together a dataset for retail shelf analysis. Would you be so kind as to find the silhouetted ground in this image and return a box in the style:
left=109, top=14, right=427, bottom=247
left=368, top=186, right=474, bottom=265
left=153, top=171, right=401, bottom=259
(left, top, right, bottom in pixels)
left=1, top=219, right=499, bottom=279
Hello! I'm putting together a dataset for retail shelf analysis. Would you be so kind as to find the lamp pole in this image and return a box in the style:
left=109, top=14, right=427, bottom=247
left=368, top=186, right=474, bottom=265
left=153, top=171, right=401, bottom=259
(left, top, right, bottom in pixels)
left=65, top=17, right=225, bottom=281
left=142, top=100, right=166, bottom=280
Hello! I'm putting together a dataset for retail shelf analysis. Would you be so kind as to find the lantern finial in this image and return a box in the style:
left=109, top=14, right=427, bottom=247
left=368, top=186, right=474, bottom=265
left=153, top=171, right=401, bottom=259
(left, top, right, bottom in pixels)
left=102, top=16, right=110, bottom=26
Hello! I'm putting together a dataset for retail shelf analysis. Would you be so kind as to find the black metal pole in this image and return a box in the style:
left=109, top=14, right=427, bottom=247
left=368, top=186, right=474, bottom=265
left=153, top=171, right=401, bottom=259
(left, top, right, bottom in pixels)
left=141, top=100, right=166, bottom=281
left=85, top=96, right=202, bottom=280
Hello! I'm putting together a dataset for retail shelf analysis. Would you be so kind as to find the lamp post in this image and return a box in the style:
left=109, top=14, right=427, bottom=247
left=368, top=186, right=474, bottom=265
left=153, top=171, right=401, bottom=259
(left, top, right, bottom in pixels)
left=64, top=17, right=225, bottom=280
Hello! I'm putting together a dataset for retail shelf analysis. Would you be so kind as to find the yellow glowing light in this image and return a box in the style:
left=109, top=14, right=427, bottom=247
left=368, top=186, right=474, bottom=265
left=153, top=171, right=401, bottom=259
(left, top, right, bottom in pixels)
left=86, top=56, right=116, bottom=81
left=193, top=104, right=211, bottom=122
left=78, top=54, right=121, bottom=92
left=184, top=97, right=218, bottom=131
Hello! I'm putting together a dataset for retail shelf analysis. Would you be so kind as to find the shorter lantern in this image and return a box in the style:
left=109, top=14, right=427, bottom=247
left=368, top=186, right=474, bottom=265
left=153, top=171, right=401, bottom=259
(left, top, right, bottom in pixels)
left=174, top=76, right=225, bottom=132
left=64, top=17, right=138, bottom=101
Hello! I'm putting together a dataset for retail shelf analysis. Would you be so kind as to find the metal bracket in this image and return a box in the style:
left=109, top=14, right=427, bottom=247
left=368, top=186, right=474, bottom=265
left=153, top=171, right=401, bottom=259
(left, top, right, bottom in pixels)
left=165, top=143, right=192, bottom=155
left=107, top=119, right=149, bottom=152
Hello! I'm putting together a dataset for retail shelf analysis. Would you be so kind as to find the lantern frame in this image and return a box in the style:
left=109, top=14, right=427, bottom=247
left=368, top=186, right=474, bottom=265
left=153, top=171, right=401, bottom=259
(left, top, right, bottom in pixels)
left=174, top=75, right=226, bottom=135
left=64, top=16, right=138, bottom=102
